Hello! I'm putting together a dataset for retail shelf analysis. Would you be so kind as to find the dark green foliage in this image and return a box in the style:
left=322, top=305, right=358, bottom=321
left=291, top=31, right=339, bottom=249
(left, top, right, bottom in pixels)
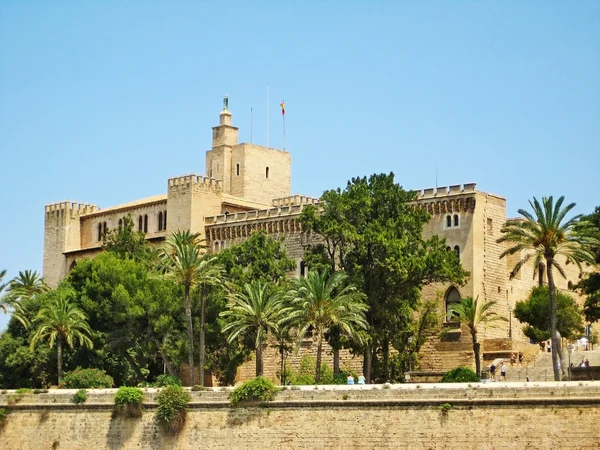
left=579, top=206, right=600, bottom=324
left=15, top=388, right=32, bottom=394
left=229, top=376, right=279, bottom=405
left=156, top=385, right=191, bottom=433
left=102, top=215, right=154, bottom=264
left=114, top=387, right=143, bottom=417
left=71, top=389, right=87, bottom=404
left=514, top=286, right=584, bottom=341
left=440, top=367, right=480, bottom=383
left=154, top=374, right=181, bottom=387
left=62, top=367, right=114, bottom=389
left=0, top=407, right=7, bottom=426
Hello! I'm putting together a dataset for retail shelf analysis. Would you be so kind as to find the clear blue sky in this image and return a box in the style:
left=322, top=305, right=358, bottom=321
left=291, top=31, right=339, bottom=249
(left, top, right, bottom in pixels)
left=1, top=1, right=599, bottom=330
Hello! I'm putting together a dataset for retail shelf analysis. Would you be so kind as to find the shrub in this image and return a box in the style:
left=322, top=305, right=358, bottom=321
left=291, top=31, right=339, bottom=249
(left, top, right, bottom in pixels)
left=285, top=356, right=342, bottom=385
left=114, top=387, right=144, bottom=418
left=154, top=374, right=181, bottom=387
left=62, top=368, right=114, bottom=389
left=15, top=388, right=32, bottom=394
left=439, top=403, right=452, bottom=413
left=71, top=389, right=87, bottom=404
left=229, top=376, right=279, bottom=406
left=156, top=385, right=190, bottom=433
left=0, top=407, right=7, bottom=427
left=33, top=389, right=49, bottom=394
left=441, top=367, right=480, bottom=383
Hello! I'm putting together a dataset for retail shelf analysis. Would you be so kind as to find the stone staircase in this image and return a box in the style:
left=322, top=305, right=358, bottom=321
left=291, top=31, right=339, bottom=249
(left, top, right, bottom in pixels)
left=500, top=348, right=600, bottom=382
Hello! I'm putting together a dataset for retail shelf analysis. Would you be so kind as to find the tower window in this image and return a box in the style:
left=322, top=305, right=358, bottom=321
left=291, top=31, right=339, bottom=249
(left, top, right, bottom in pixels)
left=164, top=211, right=167, bottom=229
left=454, top=245, right=460, bottom=259
left=300, top=261, right=307, bottom=277
left=97, top=223, right=102, bottom=241
left=236, top=163, right=240, bottom=176
left=446, top=215, right=452, bottom=227
left=158, top=212, right=163, bottom=231
left=143, top=214, right=148, bottom=233
left=138, top=215, right=143, bottom=232
left=453, top=214, right=459, bottom=226
left=487, top=218, right=493, bottom=235
left=266, top=167, right=269, bottom=179
left=118, top=218, right=123, bottom=230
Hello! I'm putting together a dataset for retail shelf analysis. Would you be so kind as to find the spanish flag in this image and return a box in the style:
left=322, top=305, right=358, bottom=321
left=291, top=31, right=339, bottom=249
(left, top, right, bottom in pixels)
left=280, top=101, right=285, bottom=116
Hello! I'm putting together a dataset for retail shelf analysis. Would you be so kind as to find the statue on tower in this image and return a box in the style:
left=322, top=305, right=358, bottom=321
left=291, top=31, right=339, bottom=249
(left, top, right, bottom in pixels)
left=223, top=96, right=229, bottom=111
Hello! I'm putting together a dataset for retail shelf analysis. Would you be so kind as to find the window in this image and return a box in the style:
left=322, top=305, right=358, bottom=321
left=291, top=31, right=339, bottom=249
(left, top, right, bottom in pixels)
left=143, top=214, right=148, bottom=233
left=568, top=281, right=573, bottom=290
left=446, top=246, right=451, bottom=251
left=300, top=261, right=307, bottom=277
left=158, top=212, right=163, bottom=231
left=97, top=224, right=102, bottom=241
left=163, top=211, right=167, bottom=229
left=209, top=169, right=213, bottom=177
left=118, top=218, right=123, bottom=230
left=236, top=163, right=240, bottom=176
left=454, top=245, right=460, bottom=259
left=103, top=222, right=108, bottom=235
left=445, top=287, right=461, bottom=321
left=487, top=218, right=493, bottom=235
left=446, top=215, right=452, bottom=227
left=266, top=167, right=269, bottom=178
left=138, top=215, right=143, bottom=232
left=453, top=214, right=459, bottom=226
left=214, top=241, right=220, bottom=252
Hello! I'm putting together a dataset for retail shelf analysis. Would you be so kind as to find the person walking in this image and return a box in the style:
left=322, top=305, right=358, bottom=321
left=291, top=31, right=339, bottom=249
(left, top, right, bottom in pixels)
left=489, top=362, right=497, bottom=382
left=500, top=361, right=507, bottom=381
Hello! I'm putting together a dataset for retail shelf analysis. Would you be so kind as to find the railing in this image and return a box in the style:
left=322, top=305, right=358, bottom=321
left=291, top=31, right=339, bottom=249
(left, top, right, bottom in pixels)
left=533, top=369, right=549, bottom=382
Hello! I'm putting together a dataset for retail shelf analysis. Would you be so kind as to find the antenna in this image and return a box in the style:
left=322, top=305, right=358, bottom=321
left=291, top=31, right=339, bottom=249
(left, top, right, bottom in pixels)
left=266, top=81, right=270, bottom=147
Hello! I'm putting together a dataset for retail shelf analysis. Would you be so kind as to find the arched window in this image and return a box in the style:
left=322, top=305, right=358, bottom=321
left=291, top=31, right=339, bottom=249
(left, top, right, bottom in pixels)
left=454, top=245, right=460, bottom=259
left=143, top=215, right=148, bottom=233
left=214, top=241, right=220, bottom=252
left=236, top=163, right=240, bottom=176
left=158, top=212, right=163, bottom=231
left=97, top=223, right=103, bottom=241
left=266, top=167, right=269, bottom=179
left=445, top=287, right=461, bottom=321
left=164, top=211, right=167, bottom=229
left=138, top=215, right=143, bottom=232
left=103, top=222, right=108, bottom=235
left=446, top=215, right=452, bottom=227
left=453, top=214, right=459, bottom=226
left=118, top=218, right=123, bottom=230
left=300, top=261, right=307, bottom=277
left=446, top=246, right=451, bottom=251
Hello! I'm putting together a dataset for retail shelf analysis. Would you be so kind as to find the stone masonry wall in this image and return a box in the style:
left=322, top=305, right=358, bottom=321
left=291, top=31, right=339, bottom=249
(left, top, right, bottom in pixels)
left=2, top=384, right=600, bottom=449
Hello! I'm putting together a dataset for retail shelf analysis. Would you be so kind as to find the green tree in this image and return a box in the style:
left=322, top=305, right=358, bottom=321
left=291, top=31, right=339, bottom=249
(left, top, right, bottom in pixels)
left=514, top=286, right=584, bottom=342
left=30, top=288, right=94, bottom=383
left=159, top=230, right=207, bottom=386
left=447, top=296, right=506, bottom=376
left=287, top=269, right=368, bottom=383
left=578, top=206, right=600, bottom=324
left=498, top=196, right=599, bottom=381
left=301, top=173, right=468, bottom=382
left=220, top=282, right=290, bottom=377
left=103, top=215, right=152, bottom=263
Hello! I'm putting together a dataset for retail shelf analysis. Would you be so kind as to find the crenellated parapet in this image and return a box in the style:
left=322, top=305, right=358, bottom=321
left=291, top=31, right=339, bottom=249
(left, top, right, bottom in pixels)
left=45, top=201, right=98, bottom=218
left=168, top=174, right=222, bottom=191
left=271, top=195, right=319, bottom=207
left=411, top=183, right=477, bottom=215
left=412, top=183, right=477, bottom=199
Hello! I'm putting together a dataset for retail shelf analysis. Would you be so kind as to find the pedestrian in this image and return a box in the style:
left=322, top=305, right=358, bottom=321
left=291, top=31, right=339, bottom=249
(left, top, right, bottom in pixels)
left=518, top=351, right=524, bottom=367
left=357, top=372, right=366, bottom=385
left=584, top=359, right=590, bottom=368
left=500, top=361, right=507, bottom=381
left=347, top=374, right=355, bottom=385
left=489, top=362, right=496, bottom=382
left=510, top=353, right=516, bottom=367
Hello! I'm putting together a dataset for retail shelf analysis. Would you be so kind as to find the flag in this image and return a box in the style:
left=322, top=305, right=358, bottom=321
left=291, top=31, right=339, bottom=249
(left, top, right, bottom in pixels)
left=280, top=101, right=285, bottom=116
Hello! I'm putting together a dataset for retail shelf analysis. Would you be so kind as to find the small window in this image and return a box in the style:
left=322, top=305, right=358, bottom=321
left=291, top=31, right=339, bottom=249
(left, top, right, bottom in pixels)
left=97, top=224, right=102, bottom=241
left=214, top=241, right=220, bottom=252
left=143, top=214, right=148, bottom=233
left=487, top=218, right=493, bottom=235
left=454, top=245, right=460, bottom=259
left=497, top=286, right=501, bottom=294
left=446, top=215, right=452, bottom=227
left=446, top=246, right=451, bottom=251
left=300, top=261, right=307, bottom=277
left=266, top=167, right=269, bottom=179
left=103, top=222, right=108, bottom=235
left=236, top=163, right=240, bottom=176
left=163, top=211, right=167, bottom=229
left=158, top=212, right=163, bottom=231
left=138, top=215, right=143, bottom=232
left=453, top=214, right=459, bottom=226
left=118, top=218, right=123, bottom=230
left=568, top=281, right=573, bottom=290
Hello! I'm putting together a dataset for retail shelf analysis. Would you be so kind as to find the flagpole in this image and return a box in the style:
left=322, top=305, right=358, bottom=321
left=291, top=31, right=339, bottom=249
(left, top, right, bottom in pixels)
left=266, top=82, right=270, bottom=147
left=283, top=113, right=286, bottom=150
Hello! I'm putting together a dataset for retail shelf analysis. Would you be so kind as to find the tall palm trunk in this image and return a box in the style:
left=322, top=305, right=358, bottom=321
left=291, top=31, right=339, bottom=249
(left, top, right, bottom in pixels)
left=547, top=260, right=560, bottom=381
left=315, top=331, right=323, bottom=383
left=57, top=334, right=63, bottom=384
left=184, top=285, right=195, bottom=386
left=256, top=338, right=263, bottom=376
left=472, top=332, right=481, bottom=376
left=364, top=345, right=372, bottom=384
left=199, top=284, right=207, bottom=386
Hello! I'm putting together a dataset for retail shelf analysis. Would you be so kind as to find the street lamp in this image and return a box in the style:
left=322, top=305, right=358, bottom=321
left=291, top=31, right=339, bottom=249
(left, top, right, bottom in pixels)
left=507, top=303, right=513, bottom=340
left=567, top=344, right=574, bottom=381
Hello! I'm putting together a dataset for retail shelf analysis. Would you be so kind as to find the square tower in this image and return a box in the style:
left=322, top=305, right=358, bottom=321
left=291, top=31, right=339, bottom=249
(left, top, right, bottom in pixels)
left=205, top=108, right=291, bottom=205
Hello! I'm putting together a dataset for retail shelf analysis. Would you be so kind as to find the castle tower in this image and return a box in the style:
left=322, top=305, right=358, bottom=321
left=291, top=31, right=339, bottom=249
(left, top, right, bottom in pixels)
left=205, top=102, right=291, bottom=205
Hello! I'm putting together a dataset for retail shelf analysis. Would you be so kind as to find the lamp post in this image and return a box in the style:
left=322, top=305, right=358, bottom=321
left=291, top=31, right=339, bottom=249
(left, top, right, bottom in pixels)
left=507, top=303, right=513, bottom=340
left=567, top=344, right=574, bottom=381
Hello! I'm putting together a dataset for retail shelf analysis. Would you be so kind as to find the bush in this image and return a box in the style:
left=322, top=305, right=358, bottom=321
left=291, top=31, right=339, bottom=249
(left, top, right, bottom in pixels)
left=154, top=374, right=181, bottom=387
left=0, top=407, right=7, bottom=427
left=285, top=356, right=343, bottom=385
left=71, top=389, right=87, bottom=404
left=441, top=367, right=480, bottom=383
left=156, top=385, right=190, bottom=433
left=114, top=387, right=144, bottom=417
left=229, top=376, right=279, bottom=406
left=62, top=368, right=114, bottom=389
left=15, top=388, right=32, bottom=394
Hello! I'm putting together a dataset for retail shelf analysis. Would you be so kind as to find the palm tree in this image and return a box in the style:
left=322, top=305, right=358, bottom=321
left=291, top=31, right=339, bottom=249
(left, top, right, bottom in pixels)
left=220, top=282, right=290, bottom=377
left=287, top=269, right=368, bottom=383
left=197, top=253, right=225, bottom=386
left=30, top=291, right=94, bottom=383
left=160, top=230, right=206, bottom=386
left=0, top=269, right=9, bottom=313
left=447, top=296, right=506, bottom=376
left=498, top=196, right=599, bottom=381
left=8, top=270, right=49, bottom=299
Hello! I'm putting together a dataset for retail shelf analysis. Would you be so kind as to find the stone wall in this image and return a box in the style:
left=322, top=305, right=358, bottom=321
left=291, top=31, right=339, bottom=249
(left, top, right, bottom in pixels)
left=2, top=383, right=600, bottom=449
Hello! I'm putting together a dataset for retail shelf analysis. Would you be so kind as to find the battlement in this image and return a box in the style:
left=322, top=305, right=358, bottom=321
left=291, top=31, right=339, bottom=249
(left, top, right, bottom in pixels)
left=271, top=195, right=320, bottom=207
left=206, top=203, right=308, bottom=226
left=412, top=183, right=477, bottom=199
left=168, top=174, right=222, bottom=190
left=45, top=201, right=98, bottom=216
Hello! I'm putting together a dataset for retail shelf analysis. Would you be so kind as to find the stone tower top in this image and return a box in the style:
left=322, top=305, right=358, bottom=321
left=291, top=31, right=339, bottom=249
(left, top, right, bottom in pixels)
left=212, top=101, right=238, bottom=147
